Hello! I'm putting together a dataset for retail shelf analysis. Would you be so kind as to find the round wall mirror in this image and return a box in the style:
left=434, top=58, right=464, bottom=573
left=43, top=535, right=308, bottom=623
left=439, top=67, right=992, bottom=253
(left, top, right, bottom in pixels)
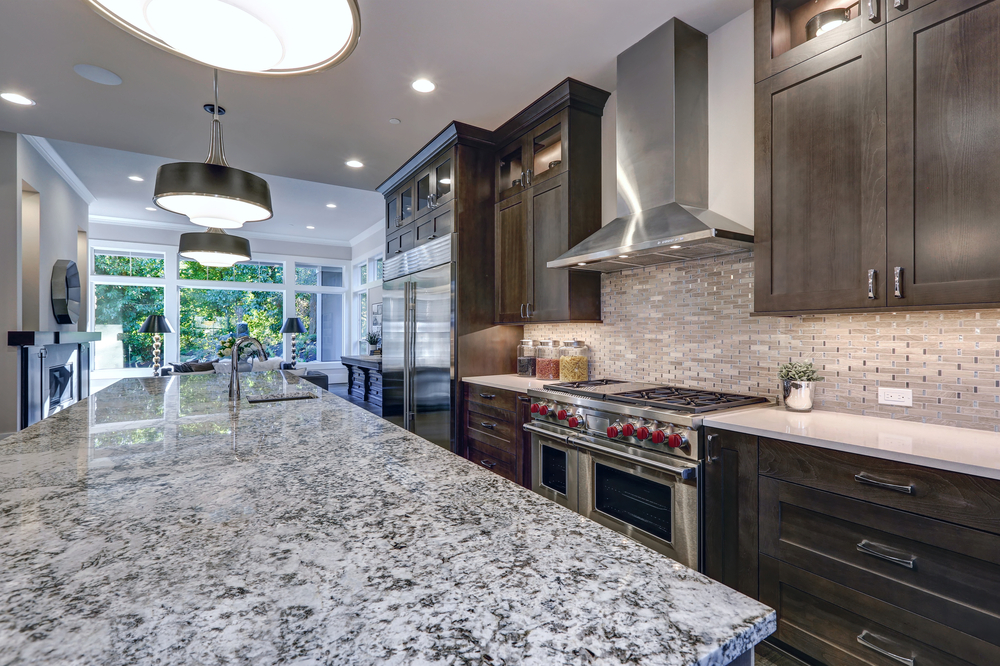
left=51, top=260, right=81, bottom=325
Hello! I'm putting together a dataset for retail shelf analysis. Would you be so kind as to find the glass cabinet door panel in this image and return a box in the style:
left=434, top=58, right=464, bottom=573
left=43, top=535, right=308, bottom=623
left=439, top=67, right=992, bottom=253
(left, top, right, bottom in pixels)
left=532, top=124, right=563, bottom=180
left=497, top=144, right=524, bottom=201
left=386, top=197, right=398, bottom=229
left=435, top=159, right=452, bottom=199
left=416, top=173, right=431, bottom=216
left=772, top=0, right=862, bottom=59
left=400, top=185, right=413, bottom=223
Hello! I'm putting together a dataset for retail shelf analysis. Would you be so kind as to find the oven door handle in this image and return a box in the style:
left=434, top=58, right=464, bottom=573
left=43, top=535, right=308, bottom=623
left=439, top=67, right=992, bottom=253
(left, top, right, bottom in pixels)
left=568, top=437, right=698, bottom=481
left=523, top=423, right=570, bottom=444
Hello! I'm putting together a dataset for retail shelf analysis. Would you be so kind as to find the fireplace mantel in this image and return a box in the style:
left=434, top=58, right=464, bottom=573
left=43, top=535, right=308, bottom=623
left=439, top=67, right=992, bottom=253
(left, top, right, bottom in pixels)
left=8, top=331, right=102, bottom=347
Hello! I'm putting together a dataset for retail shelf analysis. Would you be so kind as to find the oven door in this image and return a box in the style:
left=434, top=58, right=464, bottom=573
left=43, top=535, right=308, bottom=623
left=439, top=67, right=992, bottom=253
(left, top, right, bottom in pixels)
left=573, top=435, right=700, bottom=568
left=525, top=422, right=578, bottom=512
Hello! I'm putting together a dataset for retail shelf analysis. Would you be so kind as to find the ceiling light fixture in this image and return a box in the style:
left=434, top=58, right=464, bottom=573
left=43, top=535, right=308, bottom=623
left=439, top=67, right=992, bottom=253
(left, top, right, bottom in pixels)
left=145, top=207, right=156, bottom=211
left=411, top=79, right=435, bottom=93
left=806, top=7, right=851, bottom=40
left=1, top=92, right=35, bottom=106
left=129, top=175, right=144, bottom=182
left=389, top=118, right=401, bottom=125
left=153, top=70, right=272, bottom=229
left=86, top=0, right=361, bottom=76
left=326, top=203, right=337, bottom=208
left=73, top=64, right=122, bottom=86
left=345, top=160, right=364, bottom=168
left=178, top=228, right=251, bottom=268
left=306, top=225, right=315, bottom=229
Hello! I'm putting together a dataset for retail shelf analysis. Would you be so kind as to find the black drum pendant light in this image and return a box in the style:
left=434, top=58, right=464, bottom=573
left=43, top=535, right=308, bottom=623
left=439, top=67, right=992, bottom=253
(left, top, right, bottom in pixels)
left=178, top=228, right=252, bottom=268
left=153, top=70, right=272, bottom=229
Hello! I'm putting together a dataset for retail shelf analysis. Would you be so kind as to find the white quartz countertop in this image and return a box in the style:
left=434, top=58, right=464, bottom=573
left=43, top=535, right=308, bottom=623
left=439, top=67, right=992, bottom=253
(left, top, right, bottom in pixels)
left=704, top=406, right=1000, bottom=480
left=463, top=374, right=560, bottom=393
left=0, top=371, right=774, bottom=665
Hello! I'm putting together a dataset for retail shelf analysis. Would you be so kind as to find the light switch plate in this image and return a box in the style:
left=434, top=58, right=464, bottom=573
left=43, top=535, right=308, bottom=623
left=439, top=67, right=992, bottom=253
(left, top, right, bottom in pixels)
left=878, top=387, right=912, bottom=407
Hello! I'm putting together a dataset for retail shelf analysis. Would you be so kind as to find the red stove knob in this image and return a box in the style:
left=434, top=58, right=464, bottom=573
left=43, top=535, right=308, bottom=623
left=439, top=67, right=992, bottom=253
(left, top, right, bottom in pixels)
left=556, top=409, right=569, bottom=421
left=636, top=426, right=651, bottom=440
left=651, top=430, right=667, bottom=445
left=530, top=403, right=541, bottom=414
left=538, top=405, right=549, bottom=416
left=607, top=425, right=622, bottom=438
left=622, top=423, right=637, bottom=437
left=667, top=433, right=687, bottom=448
left=567, top=416, right=581, bottom=428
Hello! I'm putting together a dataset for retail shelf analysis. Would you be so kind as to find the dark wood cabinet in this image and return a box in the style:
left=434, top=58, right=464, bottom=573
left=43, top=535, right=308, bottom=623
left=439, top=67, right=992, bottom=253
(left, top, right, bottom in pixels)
left=886, top=0, right=1000, bottom=308
left=754, top=28, right=887, bottom=313
left=706, top=427, right=1000, bottom=665
left=492, top=80, right=608, bottom=324
left=415, top=201, right=453, bottom=247
left=461, top=382, right=531, bottom=487
left=385, top=177, right=415, bottom=234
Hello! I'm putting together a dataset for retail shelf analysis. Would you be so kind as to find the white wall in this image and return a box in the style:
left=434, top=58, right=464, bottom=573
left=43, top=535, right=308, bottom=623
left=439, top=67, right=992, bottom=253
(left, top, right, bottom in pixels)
left=0, top=132, right=21, bottom=435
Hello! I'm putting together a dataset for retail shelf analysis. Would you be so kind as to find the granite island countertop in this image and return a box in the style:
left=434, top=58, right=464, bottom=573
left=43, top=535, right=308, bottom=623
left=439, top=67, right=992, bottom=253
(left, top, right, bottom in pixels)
left=0, top=372, right=774, bottom=665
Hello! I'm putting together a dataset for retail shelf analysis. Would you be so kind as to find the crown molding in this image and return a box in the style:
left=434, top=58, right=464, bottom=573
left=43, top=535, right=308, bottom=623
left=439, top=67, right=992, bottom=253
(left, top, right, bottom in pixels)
left=89, top=215, right=353, bottom=247
left=349, top=219, right=384, bottom=247
left=22, top=135, right=97, bottom=205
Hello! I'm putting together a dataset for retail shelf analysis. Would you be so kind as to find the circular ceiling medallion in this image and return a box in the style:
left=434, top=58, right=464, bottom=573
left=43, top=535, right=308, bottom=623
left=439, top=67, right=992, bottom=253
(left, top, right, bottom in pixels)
left=51, top=260, right=81, bottom=325
left=86, top=0, right=361, bottom=76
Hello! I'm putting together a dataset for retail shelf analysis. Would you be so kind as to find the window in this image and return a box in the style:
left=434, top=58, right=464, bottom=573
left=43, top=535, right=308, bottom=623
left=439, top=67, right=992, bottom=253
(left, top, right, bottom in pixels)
left=94, top=250, right=165, bottom=278
left=179, top=288, right=284, bottom=361
left=178, top=260, right=283, bottom=284
left=295, top=292, right=344, bottom=362
left=295, top=263, right=344, bottom=287
left=352, top=253, right=383, bottom=353
left=93, top=284, right=165, bottom=369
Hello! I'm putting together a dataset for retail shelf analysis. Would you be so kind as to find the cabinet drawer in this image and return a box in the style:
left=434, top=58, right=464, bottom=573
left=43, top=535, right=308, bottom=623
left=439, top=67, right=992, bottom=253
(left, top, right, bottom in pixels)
left=467, top=441, right=517, bottom=483
left=467, top=407, right=515, bottom=441
left=464, top=383, right=518, bottom=412
left=464, top=421, right=516, bottom=457
left=759, top=437, right=1000, bottom=534
left=386, top=228, right=414, bottom=257
left=415, top=202, right=453, bottom=246
left=760, top=477, right=1000, bottom=648
left=760, top=555, right=999, bottom=666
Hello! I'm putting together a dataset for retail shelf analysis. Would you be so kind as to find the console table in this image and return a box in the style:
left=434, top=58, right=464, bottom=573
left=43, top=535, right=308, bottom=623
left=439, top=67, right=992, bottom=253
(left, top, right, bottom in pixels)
left=340, top=355, right=382, bottom=407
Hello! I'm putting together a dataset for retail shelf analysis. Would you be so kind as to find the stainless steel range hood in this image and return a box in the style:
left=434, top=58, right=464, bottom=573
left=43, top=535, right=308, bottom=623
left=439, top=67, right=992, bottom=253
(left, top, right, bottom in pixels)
left=548, top=19, right=753, bottom=273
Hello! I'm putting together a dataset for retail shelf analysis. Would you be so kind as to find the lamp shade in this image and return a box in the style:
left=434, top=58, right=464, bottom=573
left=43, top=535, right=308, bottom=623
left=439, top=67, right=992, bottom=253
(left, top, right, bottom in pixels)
left=280, top=317, right=307, bottom=334
left=139, top=315, right=174, bottom=334
left=178, top=228, right=252, bottom=268
left=154, top=162, right=272, bottom=229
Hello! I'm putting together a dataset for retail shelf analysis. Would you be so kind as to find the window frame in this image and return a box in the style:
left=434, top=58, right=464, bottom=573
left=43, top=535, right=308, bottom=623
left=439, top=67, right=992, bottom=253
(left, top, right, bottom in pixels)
left=351, top=250, right=384, bottom=354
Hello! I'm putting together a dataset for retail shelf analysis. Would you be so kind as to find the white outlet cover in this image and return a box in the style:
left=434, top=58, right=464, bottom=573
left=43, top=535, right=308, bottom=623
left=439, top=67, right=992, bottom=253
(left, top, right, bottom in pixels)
left=878, top=387, right=913, bottom=407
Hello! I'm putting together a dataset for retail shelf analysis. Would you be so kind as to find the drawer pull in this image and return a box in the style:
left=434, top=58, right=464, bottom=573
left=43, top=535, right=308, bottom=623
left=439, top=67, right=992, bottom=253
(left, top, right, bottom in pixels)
left=478, top=393, right=496, bottom=399
left=480, top=460, right=497, bottom=469
left=855, top=473, right=914, bottom=495
left=480, top=422, right=497, bottom=430
left=857, top=631, right=914, bottom=666
left=857, top=540, right=916, bottom=569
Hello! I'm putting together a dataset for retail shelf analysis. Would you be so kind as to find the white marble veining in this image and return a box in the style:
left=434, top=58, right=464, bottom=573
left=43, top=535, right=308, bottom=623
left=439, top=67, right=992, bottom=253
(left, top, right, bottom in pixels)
left=704, top=405, right=1000, bottom=480
left=1, top=372, right=774, bottom=665
left=463, top=374, right=560, bottom=393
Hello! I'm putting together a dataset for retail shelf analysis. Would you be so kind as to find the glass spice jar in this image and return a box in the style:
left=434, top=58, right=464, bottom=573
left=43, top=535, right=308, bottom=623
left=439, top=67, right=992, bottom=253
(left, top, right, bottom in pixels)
left=517, top=339, right=536, bottom=377
left=535, top=340, right=561, bottom=380
left=559, top=340, right=590, bottom=382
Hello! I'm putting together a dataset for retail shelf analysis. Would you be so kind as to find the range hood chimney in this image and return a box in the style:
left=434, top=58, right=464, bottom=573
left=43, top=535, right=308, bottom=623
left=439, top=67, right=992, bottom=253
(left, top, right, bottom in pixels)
left=548, top=18, right=753, bottom=273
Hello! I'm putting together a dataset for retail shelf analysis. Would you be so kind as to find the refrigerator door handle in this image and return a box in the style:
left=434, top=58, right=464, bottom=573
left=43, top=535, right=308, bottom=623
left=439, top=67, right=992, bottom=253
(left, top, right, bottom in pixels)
left=402, top=282, right=411, bottom=430
left=406, top=282, right=418, bottom=431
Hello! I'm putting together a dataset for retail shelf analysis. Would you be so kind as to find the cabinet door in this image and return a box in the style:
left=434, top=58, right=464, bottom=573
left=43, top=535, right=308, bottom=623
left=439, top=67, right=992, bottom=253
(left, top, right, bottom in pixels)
left=415, top=201, right=453, bottom=246
left=495, top=193, right=530, bottom=324
left=390, top=178, right=415, bottom=231
left=496, top=136, right=528, bottom=202
left=413, top=166, right=434, bottom=222
left=431, top=150, right=455, bottom=209
left=755, top=0, right=885, bottom=82
left=385, top=193, right=398, bottom=233
left=525, top=112, right=567, bottom=190
left=527, top=172, right=571, bottom=322
left=703, top=428, right=759, bottom=599
left=887, top=0, right=1000, bottom=307
left=755, top=28, right=887, bottom=313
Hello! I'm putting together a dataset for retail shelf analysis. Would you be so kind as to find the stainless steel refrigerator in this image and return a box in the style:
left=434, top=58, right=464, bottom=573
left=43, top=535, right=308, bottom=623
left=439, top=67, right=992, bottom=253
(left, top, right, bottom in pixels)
left=382, top=236, right=454, bottom=450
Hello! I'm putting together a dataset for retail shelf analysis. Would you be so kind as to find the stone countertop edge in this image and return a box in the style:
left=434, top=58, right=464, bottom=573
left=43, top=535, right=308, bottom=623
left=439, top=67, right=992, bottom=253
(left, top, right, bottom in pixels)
left=704, top=405, right=1000, bottom=481
left=463, top=374, right=560, bottom=393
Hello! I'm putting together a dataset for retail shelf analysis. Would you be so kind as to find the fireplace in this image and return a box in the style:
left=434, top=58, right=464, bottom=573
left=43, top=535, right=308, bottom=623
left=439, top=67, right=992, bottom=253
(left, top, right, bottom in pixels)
left=8, top=331, right=101, bottom=430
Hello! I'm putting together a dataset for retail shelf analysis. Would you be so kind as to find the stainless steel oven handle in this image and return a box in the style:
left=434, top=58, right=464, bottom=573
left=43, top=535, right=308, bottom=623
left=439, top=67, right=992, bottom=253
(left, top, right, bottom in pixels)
left=568, top=436, right=697, bottom=480
left=523, top=422, right=570, bottom=444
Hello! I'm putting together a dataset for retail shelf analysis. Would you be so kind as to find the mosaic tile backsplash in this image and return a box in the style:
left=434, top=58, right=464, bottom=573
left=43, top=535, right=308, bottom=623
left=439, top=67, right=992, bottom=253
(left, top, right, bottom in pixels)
left=525, top=252, right=1000, bottom=432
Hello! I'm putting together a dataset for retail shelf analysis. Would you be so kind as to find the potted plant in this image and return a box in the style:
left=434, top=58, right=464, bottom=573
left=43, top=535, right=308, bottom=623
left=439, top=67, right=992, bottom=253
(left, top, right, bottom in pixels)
left=366, top=332, right=382, bottom=356
left=778, top=361, right=824, bottom=412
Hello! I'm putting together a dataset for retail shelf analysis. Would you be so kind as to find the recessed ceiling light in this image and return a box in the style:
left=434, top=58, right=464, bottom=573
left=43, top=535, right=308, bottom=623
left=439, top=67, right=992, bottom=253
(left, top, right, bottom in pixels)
left=1, top=92, right=35, bottom=106
left=306, top=225, right=315, bottom=230
left=145, top=207, right=156, bottom=211
left=326, top=203, right=337, bottom=208
left=73, top=64, right=122, bottom=86
left=86, top=0, right=361, bottom=76
left=345, top=160, right=363, bottom=168
left=389, top=118, right=401, bottom=125
left=129, top=175, right=144, bottom=182
left=411, top=78, right=435, bottom=93
left=669, top=245, right=682, bottom=249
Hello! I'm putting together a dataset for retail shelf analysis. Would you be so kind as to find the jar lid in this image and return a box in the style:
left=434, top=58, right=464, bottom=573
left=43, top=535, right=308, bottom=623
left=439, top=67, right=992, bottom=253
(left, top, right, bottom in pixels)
left=520, top=339, right=533, bottom=346
left=538, top=340, right=553, bottom=346
left=562, top=340, right=583, bottom=347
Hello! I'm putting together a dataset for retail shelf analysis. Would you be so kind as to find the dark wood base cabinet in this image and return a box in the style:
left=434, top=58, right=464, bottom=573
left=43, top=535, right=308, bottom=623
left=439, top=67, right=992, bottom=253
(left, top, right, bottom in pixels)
left=461, top=382, right=532, bottom=487
left=705, top=427, right=1000, bottom=666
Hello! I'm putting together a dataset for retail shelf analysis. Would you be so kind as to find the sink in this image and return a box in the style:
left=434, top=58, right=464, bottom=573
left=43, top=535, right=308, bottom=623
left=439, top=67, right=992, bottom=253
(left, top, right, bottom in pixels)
left=247, top=392, right=319, bottom=404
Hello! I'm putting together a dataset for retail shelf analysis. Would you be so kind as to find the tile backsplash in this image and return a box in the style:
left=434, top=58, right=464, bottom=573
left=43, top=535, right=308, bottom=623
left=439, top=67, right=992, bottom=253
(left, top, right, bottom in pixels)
left=525, top=252, right=1000, bottom=432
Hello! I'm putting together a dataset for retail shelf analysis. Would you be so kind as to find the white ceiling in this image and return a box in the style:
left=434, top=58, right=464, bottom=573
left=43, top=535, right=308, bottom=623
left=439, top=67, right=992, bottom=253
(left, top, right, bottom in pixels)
left=0, top=0, right=751, bottom=240
left=46, top=138, right=385, bottom=244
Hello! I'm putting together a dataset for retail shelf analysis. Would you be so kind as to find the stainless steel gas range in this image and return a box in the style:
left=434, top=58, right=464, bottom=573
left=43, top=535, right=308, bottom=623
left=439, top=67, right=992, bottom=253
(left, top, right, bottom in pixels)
left=524, top=379, right=768, bottom=570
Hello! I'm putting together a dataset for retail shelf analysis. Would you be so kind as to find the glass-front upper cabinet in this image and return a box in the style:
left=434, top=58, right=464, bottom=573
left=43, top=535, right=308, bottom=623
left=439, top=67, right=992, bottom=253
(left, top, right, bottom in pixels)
left=433, top=154, right=453, bottom=207
left=527, top=114, right=565, bottom=189
left=386, top=177, right=415, bottom=231
left=497, top=139, right=525, bottom=202
left=412, top=149, right=455, bottom=221
left=757, top=0, right=883, bottom=82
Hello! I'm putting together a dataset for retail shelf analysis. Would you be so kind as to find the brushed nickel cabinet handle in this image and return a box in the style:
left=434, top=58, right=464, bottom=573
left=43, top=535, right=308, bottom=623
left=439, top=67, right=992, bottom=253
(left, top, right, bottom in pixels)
left=526, top=302, right=533, bottom=318
left=868, top=269, right=877, bottom=299
left=857, top=631, right=914, bottom=666
left=868, top=0, right=879, bottom=21
left=894, top=267, right=903, bottom=298
left=480, top=422, right=497, bottom=430
left=520, top=304, right=526, bottom=319
left=894, top=0, right=903, bottom=7
left=707, top=433, right=721, bottom=463
left=479, top=393, right=495, bottom=399
left=855, top=472, right=914, bottom=494
left=526, top=169, right=532, bottom=187
left=480, top=460, right=497, bottom=469
left=857, top=540, right=916, bottom=569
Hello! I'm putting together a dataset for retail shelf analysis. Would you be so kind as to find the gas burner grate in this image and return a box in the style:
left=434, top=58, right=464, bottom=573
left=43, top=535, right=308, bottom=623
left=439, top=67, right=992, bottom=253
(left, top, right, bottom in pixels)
left=607, top=386, right=768, bottom=413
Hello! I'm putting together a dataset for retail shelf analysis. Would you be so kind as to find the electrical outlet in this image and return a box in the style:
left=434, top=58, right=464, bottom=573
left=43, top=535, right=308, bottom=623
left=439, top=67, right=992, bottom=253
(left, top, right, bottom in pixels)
left=878, top=387, right=912, bottom=407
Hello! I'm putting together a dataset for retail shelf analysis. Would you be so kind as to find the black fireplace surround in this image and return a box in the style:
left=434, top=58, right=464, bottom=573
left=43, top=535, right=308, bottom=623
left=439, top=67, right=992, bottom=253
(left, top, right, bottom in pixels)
left=8, top=331, right=101, bottom=430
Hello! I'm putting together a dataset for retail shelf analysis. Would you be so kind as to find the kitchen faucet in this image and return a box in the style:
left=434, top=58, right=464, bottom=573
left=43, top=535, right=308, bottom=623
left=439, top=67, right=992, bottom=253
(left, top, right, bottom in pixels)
left=229, top=336, right=268, bottom=401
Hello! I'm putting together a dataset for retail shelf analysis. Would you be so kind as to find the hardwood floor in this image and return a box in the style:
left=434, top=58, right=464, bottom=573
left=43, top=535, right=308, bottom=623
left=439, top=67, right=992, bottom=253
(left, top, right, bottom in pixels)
left=329, top=383, right=382, bottom=417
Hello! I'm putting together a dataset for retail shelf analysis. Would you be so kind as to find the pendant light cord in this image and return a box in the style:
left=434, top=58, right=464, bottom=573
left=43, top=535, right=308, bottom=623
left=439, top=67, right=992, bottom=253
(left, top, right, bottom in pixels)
left=213, top=69, right=219, bottom=121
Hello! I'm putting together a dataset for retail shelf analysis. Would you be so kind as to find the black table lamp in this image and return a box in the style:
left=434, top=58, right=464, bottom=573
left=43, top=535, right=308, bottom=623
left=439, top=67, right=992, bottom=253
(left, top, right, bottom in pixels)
left=139, top=315, right=174, bottom=376
left=280, top=317, right=306, bottom=363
